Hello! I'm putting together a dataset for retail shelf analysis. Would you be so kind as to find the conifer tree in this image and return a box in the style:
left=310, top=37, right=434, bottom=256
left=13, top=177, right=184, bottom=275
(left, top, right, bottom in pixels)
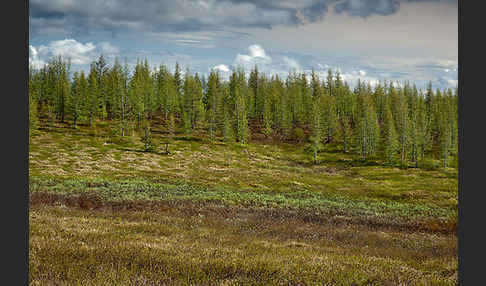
left=394, top=87, right=410, bottom=167
left=231, top=69, right=249, bottom=143
left=310, top=100, right=321, bottom=164
left=192, top=73, right=205, bottom=130
left=287, top=72, right=304, bottom=126
left=366, top=103, right=381, bottom=156
left=140, top=121, right=155, bottom=152
left=437, top=93, right=452, bottom=168
left=248, top=66, right=259, bottom=120
left=321, top=93, right=338, bottom=144
left=142, top=60, right=155, bottom=121
left=326, top=69, right=334, bottom=96
left=354, top=87, right=380, bottom=159
left=165, top=113, right=175, bottom=153
left=206, top=70, right=220, bottom=141
left=27, top=55, right=458, bottom=170
left=94, top=55, right=108, bottom=119
left=50, top=56, right=71, bottom=123
left=174, top=62, right=184, bottom=114
left=372, top=81, right=386, bottom=127
left=383, top=103, right=399, bottom=165
left=260, top=75, right=273, bottom=138
left=182, top=69, right=195, bottom=133
left=335, top=83, right=354, bottom=153
left=310, top=70, right=322, bottom=164
left=67, top=71, right=86, bottom=128
left=157, top=64, right=178, bottom=121
left=416, top=93, right=430, bottom=163
left=408, top=85, right=420, bottom=167
left=119, top=60, right=130, bottom=136
left=29, top=66, right=39, bottom=136
left=105, top=58, right=128, bottom=135
left=220, top=84, right=234, bottom=142
left=300, top=73, right=312, bottom=125
left=446, top=88, right=458, bottom=157
left=129, top=61, right=146, bottom=129
left=87, top=64, right=100, bottom=127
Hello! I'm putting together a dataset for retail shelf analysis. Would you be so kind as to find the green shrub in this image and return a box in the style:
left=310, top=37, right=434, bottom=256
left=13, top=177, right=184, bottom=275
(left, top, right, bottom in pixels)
left=293, top=127, right=305, bottom=143
left=140, top=128, right=156, bottom=152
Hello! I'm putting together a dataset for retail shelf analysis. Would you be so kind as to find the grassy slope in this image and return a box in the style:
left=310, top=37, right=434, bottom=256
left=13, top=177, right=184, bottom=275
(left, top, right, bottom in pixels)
left=29, top=121, right=458, bottom=285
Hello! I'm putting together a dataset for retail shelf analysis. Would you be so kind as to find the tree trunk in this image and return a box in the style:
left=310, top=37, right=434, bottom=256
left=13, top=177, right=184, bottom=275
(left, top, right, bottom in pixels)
left=443, top=150, right=447, bottom=168
left=343, top=134, right=347, bottom=153
left=421, top=144, right=425, bottom=161
left=121, top=94, right=125, bottom=137
left=401, top=141, right=405, bottom=167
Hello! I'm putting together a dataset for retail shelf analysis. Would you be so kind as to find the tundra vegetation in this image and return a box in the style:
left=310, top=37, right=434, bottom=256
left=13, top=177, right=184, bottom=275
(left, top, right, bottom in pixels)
left=29, top=55, right=458, bottom=285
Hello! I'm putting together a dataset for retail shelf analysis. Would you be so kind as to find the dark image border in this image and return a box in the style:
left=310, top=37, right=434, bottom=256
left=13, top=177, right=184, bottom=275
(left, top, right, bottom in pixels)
left=10, top=0, right=474, bottom=284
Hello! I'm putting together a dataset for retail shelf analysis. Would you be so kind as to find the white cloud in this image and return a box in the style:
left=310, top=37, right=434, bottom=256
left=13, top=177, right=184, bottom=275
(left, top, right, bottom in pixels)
left=339, top=69, right=379, bottom=88
left=99, top=41, right=119, bottom=55
left=213, top=64, right=230, bottom=73
left=234, top=44, right=271, bottom=68
left=175, top=39, right=201, bottom=44
left=37, top=39, right=96, bottom=65
left=248, top=44, right=270, bottom=60
left=317, top=63, right=330, bottom=70
left=29, top=39, right=121, bottom=69
left=446, top=79, right=458, bottom=86
left=29, top=45, right=46, bottom=69
left=211, top=64, right=232, bottom=81
left=283, top=56, right=301, bottom=71
left=234, top=54, right=252, bottom=64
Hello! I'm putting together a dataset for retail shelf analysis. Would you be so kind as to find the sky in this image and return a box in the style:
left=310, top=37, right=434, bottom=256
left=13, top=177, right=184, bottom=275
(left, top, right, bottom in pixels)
left=29, top=0, right=458, bottom=90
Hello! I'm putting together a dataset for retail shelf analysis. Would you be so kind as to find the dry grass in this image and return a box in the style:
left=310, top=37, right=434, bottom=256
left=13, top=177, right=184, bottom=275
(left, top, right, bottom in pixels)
left=30, top=204, right=457, bottom=285
left=29, top=124, right=458, bottom=285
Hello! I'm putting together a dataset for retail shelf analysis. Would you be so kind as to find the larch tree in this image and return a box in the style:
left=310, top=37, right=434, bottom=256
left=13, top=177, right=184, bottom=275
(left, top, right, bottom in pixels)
left=310, top=99, right=322, bottom=164
left=28, top=55, right=458, bottom=170
left=165, top=112, right=175, bottom=153
left=221, top=84, right=234, bottom=142
left=383, top=101, right=399, bottom=165
left=416, top=93, right=431, bottom=163
left=395, top=86, right=410, bottom=167
left=336, top=83, right=354, bottom=153
left=231, top=69, right=249, bottom=144
left=94, top=55, right=109, bottom=120
left=437, top=92, right=453, bottom=168
left=247, top=66, right=259, bottom=120
left=119, top=60, right=131, bottom=136
left=206, top=70, right=221, bottom=141
left=50, top=56, right=71, bottom=123
left=192, top=73, right=206, bottom=131
left=261, top=75, right=273, bottom=138
left=174, top=62, right=184, bottom=115
left=129, top=61, right=146, bottom=130
left=321, top=92, right=338, bottom=144
left=67, top=71, right=85, bottom=129
left=29, top=66, right=39, bottom=136
left=407, top=84, right=420, bottom=167
left=86, top=63, right=101, bottom=127
left=310, top=70, right=323, bottom=164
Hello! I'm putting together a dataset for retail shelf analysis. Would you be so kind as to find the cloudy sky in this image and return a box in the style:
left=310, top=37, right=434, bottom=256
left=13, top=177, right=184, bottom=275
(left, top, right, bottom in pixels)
left=29, top=0, right=458, bottom=89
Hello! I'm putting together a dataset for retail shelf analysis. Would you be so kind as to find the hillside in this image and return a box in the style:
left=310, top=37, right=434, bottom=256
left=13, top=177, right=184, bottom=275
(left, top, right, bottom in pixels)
left=29, top=121, right=458, bottom=285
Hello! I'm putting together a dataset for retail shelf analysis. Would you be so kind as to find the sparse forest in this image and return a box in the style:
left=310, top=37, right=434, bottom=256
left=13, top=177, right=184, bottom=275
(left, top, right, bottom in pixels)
left=28, top=55, right=459, bottom=285
left=29, top=55, right=458, bottom=168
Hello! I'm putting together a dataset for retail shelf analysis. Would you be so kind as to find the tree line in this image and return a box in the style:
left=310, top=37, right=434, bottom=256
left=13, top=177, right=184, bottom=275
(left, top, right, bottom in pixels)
left=29, top=55, right=458, bottom=168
